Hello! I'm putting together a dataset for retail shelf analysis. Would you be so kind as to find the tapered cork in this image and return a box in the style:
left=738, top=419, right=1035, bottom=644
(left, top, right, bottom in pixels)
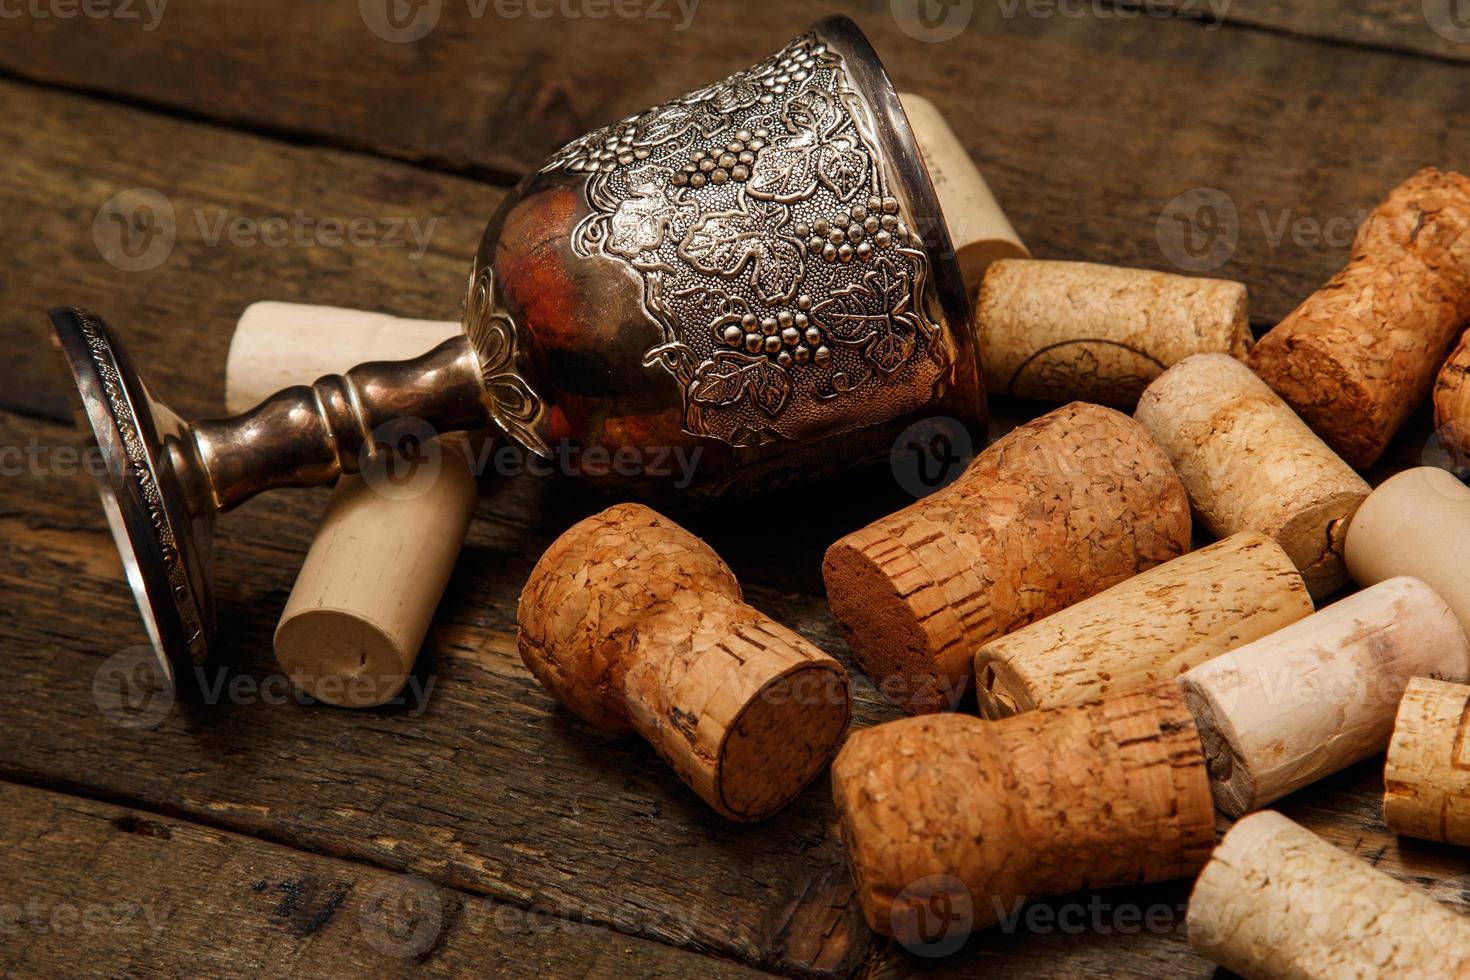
left=1248, top=168, right=1470, bottom=468
left=1434, top=331, right=1470, bottom=460
left=823, top=402, right=1190, bottom=715
left=977, top=259, right=1251, bottom=408
left=831, top=681, right=1214, bottom=945
left=1346, top=465, right=1470, bottom=636
left=1135, top=353, right=1370, bottom=599
left=1178, top=576, right=1470, bottom=817
left=974, top=532, right=1312, bottom=718
left=518, top=503, right=850, bottom=822
left=1187, top=811, right=1470, bottom=978
left=1384, top=676, right=1470, bottom=846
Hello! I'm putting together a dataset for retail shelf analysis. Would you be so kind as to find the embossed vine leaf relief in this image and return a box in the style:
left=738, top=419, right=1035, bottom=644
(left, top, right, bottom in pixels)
left=552, top=32, right=951, bottom=449
left=811, top=254, right=925, bottom=376
left=679, top=202, right=805, bottom=304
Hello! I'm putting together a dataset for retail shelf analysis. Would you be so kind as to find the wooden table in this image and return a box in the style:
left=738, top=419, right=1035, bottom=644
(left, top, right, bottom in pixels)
left=2, top=3, right=1469, bottom=976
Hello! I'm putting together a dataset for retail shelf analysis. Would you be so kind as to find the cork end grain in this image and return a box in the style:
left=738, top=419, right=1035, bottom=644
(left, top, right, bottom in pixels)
left=519, top=503, right=850, bottom=821
left=274, top=609, right=410, bottom=708
left=716, top=658, right=851, bottom=821
left=824, top=402, right=1191, bottom=716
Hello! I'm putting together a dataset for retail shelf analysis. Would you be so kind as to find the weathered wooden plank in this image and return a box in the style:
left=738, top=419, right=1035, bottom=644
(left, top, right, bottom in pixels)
left=0, top=780, right=773, bottom=978
left=0, top=77, right=501, bottom=423
left=0, top=406, right=883, bottom=977
left=1147, top=0, right=1470, bottom=63
left=4, top=4, right=1470, bottom=423
left=4, top=405, right=1469, bottom=978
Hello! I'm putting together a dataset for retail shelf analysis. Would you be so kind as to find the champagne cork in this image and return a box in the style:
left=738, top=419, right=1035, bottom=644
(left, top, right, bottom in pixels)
left=1134, top=352, right=1370, bottom=599
left=977, top=259, right=1251, bottom=407
left=974, top=532, right=1312, bottom=719
left=226, top=302, right=476, bottom=708
left=1384, top=676, right=1470, bottom=846
left=517, top=503, right=850, bottom=822
left=1434, top=331, right=1470, bottom=460
left=1248, top=168, right=1470, bottom=468
left=824, top=402, right=1191, bottom=715
left=831, top=682, right=1214, bottom=945
left=1178, top=576, right=1470, bottom=817
left=1345, top=465, right=1470, bottom=634
left=1187, top=811, right=1470, bottom=978
left=898, top=92, right=1028, bottom=291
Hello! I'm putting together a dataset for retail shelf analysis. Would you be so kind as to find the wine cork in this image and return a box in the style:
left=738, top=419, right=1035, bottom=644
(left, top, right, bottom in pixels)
left=1434, top=331, right=1470, bottom=461
left=226, top=302, right=461, bottom=413
left=1248, top=168, right=1470, bottom=468
left=1346, top=466, right=1470, bottom=635
left=898, top=92, right=1028, bottom=291
left=831, top=682, right=1214, bottom=945
left=226, top=302, right=477, bottom=708
left=1134, top=352, right=1370, bottom=599
left=517, top=503, right=850, bottom=822
left=1178, top=576, right=1470, bottom=817
left=1384, top=676, right=1470, bottom=846
left=977, top=259, right=1251, bottom=408
left=824, top=402, right=1191, bottom=715
left=1187, top=811, right=1470, bottom=978
left=974, top=532, right=1311, bottom=719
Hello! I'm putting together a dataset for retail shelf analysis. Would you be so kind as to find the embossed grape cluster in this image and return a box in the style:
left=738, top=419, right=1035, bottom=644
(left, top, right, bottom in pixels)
left=796, top=196, right=907, bottom=264
left=672, top=128, right=769, bottom=189
left=719, top=293, right=832, bottom=368
left=564, top=120, right=650, bottom=173
left=758, top=42, right=827, bottom=102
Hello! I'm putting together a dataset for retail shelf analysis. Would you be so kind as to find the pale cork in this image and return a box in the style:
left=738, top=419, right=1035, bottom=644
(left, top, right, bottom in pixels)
left=1178, top=576, right=1470, bottom=817
left=974, top=532, right=1311, bottom=718
left=226, top=301, right=475, bottom=708
left=1384, top=675, right=1470, bottom=847
left=1135, top=352, right=1369, bottom=598
left=1187, top=810, right=1470, bottom=978
left=1345, top=465, right=1470, bottom=636
left=977, top=259, right=1250, bottom=407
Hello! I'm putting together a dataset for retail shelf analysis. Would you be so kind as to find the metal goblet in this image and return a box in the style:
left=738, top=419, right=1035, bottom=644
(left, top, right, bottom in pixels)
left=51, top=16, right=982, bottom=682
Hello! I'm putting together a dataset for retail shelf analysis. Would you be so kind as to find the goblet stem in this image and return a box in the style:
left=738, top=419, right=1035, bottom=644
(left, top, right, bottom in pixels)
left=184, top=335, right=490, bottom=512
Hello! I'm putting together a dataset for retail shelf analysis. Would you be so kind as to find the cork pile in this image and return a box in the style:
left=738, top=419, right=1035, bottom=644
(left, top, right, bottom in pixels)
left=503, top=166, right=1470, bottom=973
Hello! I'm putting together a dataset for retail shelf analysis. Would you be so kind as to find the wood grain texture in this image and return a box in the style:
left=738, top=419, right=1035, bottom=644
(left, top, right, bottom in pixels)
left=0, top=780, right=771, bottom=978
left=3, top=402, right=1470, bottom=974
left=5, top=6, right=1470, bottom=977
left=3, top=1, right=1470, bottom=349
